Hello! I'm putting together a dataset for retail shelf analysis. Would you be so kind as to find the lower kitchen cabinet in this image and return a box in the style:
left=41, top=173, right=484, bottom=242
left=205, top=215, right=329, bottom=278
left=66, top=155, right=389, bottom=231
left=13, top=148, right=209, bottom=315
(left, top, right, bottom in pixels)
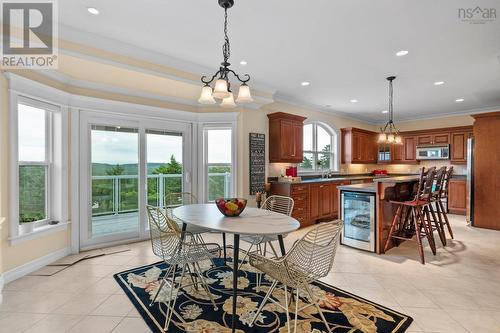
left=448, top=178, right=466, bottom=215
left=270, top=179, right=352, bottom=227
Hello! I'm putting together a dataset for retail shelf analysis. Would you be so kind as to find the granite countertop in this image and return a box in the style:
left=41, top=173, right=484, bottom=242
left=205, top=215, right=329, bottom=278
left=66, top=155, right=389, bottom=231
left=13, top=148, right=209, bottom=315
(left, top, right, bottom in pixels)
left=373, top=175, right=420, bottom=183
left=337, top=183, right=376, bottom=193
left=269, top=173, right=466, bottom=185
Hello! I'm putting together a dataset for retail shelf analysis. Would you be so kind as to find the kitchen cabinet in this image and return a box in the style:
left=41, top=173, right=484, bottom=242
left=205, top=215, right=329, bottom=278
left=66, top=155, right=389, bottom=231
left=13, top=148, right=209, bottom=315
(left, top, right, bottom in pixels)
left=448, top=179, right=466, bottom=215
left=268, top=112, right=307, bottom=163
left=270, top=179, right=352, bottom=227
left=403, top=136, right=416, bottom=162
left=417, top=133, right=449, bottom=145
left=377, top=135, right=417, bottom=164
left=341, top=128, right=378, bottom=164
left=450, top=130, right=473, bottom=164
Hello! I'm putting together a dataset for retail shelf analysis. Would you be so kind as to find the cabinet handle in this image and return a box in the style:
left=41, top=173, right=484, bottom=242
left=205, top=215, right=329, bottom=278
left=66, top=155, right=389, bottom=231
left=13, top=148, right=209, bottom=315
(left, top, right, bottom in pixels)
left=320, top=185, right=325, bottom=188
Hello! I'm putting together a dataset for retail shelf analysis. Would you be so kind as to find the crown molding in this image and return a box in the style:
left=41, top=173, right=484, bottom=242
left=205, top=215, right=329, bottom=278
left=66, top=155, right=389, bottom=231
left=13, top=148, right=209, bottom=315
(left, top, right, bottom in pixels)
left=58, top=25, right=278, bottom=97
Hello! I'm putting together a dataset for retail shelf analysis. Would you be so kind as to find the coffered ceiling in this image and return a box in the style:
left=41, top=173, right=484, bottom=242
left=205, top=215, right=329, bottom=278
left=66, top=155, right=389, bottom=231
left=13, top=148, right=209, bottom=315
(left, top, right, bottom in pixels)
left=58, top=0, right=500, bottom=122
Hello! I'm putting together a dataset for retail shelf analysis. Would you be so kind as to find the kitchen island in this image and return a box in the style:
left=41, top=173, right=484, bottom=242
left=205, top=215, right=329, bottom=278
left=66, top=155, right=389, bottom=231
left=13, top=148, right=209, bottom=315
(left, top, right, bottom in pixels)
left=338, top=176, right=420, bottom=253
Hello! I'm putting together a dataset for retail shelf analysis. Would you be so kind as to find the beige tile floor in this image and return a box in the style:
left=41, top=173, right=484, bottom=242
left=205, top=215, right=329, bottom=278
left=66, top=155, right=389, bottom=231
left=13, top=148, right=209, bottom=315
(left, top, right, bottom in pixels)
left=1, top=214, right=500, bottom=332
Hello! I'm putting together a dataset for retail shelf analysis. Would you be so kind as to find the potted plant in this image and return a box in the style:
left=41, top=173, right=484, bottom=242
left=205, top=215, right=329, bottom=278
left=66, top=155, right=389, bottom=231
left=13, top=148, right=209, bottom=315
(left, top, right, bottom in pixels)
left=19, top=213, right=44, bottom=234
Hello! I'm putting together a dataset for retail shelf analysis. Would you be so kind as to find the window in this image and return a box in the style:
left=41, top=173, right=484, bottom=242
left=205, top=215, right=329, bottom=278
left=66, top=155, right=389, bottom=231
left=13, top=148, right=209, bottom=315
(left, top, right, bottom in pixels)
left=10, top=95, right=67, bottom=241
left=18, top=104, right=51, bottom=224
left=204, top=127, right=234, bottom=202
left=300, top=122, right=338, bottom=172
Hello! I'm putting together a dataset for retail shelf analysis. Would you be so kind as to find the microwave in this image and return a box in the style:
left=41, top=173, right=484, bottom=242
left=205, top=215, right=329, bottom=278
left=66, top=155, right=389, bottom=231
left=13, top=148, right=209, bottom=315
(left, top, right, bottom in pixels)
left=416, top=145, right=450, bottom=160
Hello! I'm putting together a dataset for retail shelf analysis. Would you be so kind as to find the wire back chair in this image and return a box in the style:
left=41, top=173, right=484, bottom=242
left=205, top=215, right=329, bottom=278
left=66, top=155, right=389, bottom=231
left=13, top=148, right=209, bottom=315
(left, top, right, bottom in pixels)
left=146, top=205, right=219, bottom=330
left=249, top=220, right=343, bottom=333
left=240, top=195, right=294, bottom=263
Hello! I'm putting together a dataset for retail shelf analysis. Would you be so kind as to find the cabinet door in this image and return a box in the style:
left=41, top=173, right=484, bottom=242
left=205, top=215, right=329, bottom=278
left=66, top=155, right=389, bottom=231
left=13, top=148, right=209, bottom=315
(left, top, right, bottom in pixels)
left=292, top=122, right=303, bottom=161
left=392, top=143, right=404, bottom=162
left=352, top=133, right=361, bottom=161
left=280, top=120, right=294, bottom=159
left=448, top=179, right=466, bottom=214
left=433, top=133, right=450, bottom=144
left=450, top=132, right=467, bottom=163
left=417, top=135, right=432, bottom=145
left=319, top=184, right=333, bottom=217
left=309, top=184, right=320, bottom=220
left=404, top=136, right=416, bottom=161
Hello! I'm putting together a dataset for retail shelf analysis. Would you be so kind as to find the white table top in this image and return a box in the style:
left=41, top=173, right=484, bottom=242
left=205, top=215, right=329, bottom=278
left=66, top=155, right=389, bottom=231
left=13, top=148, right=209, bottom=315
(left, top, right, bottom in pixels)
left=172, top=204, right=300, bottom=236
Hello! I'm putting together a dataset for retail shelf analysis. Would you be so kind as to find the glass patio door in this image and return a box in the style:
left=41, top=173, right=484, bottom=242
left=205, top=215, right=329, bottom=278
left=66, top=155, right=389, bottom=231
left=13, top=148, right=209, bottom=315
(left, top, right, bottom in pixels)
left=79, top=112, right=192, bottom=250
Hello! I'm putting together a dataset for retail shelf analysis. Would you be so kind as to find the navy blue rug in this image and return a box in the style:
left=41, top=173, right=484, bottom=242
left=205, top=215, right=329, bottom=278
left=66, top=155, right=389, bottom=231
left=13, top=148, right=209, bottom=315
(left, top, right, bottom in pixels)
left=114, top=257, right=412, bottom=332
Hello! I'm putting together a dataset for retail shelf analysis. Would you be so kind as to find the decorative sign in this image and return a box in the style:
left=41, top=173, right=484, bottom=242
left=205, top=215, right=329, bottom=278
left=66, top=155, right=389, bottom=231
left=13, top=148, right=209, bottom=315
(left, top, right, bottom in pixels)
left=249, top=133, right=265, bottom=195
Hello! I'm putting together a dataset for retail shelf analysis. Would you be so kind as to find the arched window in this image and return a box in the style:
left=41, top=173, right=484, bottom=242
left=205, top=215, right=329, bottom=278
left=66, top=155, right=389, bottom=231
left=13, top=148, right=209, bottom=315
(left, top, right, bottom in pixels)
left=300, top=122, right=338, bottom=172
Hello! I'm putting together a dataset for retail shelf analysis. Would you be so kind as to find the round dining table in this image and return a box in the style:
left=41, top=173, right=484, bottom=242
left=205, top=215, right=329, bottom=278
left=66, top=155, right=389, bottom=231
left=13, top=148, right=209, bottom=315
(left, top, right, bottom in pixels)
left=172, top=203, right=300, bottom=332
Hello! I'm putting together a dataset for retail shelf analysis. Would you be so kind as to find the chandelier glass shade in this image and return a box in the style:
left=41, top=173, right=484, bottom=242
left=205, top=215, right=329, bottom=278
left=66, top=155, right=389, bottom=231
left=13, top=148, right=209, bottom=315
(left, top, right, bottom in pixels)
left=378, top=76, right=402, bottom=145
left=198, top=0, right=253, bottom=107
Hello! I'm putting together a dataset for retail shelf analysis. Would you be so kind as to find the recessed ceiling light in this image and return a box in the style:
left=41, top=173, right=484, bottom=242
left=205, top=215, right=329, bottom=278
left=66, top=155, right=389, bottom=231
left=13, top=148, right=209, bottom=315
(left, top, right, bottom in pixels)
left=325, top=105, right=332, bottom=108
left=240, top=60, right=247, bottom=65
left=396, top=50, right=409, bottom=57
left=87, top=7, right=100, bottom=15
left=455, top=98, right=465, bottom=102
left=301, top=81, right=310, bottom=86
left=350, top=99, right=358, bottom=103
left=381, top=110, right=389, bottom=114
left=434, top=81, right=445, bottom=86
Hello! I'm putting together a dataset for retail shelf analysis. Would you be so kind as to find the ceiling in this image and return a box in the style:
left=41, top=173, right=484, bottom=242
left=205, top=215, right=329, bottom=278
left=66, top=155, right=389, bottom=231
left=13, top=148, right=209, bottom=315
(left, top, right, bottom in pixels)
left=58, top=0, right=500, bottom=123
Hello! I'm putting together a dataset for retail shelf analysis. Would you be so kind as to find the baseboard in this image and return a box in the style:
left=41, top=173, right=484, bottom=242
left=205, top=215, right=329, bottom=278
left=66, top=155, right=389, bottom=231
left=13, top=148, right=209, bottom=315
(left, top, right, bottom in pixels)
left=2, top=247, right=71, bottom=285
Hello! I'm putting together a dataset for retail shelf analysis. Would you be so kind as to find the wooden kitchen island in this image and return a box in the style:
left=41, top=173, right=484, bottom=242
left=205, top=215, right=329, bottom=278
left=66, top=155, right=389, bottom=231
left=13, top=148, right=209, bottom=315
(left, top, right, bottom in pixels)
left=338, top=176, right=420, bottom=254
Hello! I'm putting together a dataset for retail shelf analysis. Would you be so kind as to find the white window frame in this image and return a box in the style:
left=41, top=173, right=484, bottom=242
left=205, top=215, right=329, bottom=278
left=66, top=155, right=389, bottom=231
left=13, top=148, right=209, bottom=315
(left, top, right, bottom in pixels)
left=9, top=93, right=69, bottom=244
left=300, top=121, right=339, bottom=173
left=200, top=123, right=237, bottom=203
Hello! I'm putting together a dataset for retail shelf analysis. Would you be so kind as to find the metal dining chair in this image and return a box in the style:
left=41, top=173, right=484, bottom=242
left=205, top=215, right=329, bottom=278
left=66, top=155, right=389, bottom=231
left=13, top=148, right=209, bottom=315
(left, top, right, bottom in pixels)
left=240, top=195, right=294, bottom=261
left=164, top=192, right=212, bottom=244
left=146, top=205, right=220, bottom=331
left=249, top=220, right=343, bottom=333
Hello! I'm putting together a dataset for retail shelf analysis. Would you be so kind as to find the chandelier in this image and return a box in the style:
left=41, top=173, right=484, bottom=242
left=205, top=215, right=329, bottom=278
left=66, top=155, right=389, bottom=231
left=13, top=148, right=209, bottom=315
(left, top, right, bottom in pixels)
left=198, top=0, right=253, bottom=107
left=378, top=76, right=402, bottom=144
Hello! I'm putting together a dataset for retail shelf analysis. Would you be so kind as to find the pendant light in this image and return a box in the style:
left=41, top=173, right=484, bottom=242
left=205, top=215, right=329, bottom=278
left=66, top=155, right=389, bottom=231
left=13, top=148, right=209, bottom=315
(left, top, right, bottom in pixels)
left=378, top=76, right=402, bottom=144
left=198, top=0, right=253, bottom=106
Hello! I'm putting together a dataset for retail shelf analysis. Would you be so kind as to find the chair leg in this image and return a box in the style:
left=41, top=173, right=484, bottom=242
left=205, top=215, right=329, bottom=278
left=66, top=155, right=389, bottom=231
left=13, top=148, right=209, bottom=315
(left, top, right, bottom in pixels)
left=384, top=205, right=402, bottom=253
left=194, top=262, right=218, bottom=310
left=164, top=263, right=186, bottom=331
left=304, top=284, right=332, bottom=333
left=250, top=280, right=278, bottom=327
left=268, top=241, right=279, bottom=258
left=283, top=284, right=291, bottom=333
left=418, top=206, right=436, bottom=255
left=429, top=203, right=446, bottom=246
left=439, top=200, right=454, bottom=239
left=412, top=209, right=426, bottom=264
left=150, top=264, right=175, bottom=306
left=238, top=243, right=254, bottom=271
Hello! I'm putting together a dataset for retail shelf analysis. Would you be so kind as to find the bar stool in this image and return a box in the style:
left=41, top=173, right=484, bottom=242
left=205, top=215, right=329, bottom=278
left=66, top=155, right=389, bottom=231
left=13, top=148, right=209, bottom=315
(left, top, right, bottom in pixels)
left=425, top=166, right=448, bottom=246
left=435, top=166, right=454, bottom=240
left=384, top=167, right=437, bottom=264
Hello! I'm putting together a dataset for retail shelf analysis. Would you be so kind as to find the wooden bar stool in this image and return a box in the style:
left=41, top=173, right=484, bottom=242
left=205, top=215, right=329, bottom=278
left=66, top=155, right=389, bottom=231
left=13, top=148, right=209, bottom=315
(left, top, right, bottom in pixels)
left=435, top=166, right=454, bottom=240
left=424, top=166, right=448, bottom=246
left=384, top=167, right=437, bottom=264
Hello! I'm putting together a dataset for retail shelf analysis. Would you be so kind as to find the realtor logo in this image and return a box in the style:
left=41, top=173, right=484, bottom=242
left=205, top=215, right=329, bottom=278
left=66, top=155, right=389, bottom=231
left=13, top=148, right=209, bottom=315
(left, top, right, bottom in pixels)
left=1, top=0, right=58, bottom=68
left=458, top=6, right=496, bottom=24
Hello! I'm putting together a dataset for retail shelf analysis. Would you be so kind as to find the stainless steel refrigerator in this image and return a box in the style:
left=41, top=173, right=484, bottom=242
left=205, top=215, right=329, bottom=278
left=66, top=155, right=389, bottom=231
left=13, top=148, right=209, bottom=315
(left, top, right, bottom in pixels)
left=466, top=137, right=474, bottom=225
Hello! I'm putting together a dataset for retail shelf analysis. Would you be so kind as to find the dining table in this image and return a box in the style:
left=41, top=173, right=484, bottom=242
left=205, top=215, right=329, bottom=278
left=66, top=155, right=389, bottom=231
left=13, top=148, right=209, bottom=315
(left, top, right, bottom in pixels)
left=172, top=203, right=300, bottom=332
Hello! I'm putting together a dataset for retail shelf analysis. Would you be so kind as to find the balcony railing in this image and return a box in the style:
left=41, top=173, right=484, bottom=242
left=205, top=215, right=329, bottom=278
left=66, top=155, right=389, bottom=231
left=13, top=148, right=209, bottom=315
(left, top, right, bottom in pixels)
left=91, top=173, right=231, bottom=217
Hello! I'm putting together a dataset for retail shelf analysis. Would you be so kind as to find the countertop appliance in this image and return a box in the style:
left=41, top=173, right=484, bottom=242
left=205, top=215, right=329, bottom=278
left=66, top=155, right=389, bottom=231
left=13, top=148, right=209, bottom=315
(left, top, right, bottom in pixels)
left=466, top=138, right=474, bottom=225
left=416, top=145, right=450, bottom=160
left=340, top=191, right=376, bottom=252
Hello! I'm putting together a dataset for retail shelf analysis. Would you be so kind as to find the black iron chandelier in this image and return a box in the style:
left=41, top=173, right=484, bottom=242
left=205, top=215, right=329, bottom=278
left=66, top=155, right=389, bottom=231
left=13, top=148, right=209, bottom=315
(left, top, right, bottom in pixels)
left=198, top=0, right=253, bottom=107
left=378, top=76, right=402, bottom=144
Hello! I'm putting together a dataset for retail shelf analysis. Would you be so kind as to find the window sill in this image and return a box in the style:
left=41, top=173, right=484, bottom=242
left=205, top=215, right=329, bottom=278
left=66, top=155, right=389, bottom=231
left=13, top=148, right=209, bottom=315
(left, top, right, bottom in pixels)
left=9, top=221, right=71, bottom=246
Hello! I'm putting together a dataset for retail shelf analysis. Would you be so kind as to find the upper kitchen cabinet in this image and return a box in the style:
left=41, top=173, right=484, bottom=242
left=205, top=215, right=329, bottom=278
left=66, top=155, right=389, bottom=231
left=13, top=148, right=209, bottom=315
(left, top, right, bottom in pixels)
left=268, top=112, right=307, bottom=163
left=341, top=128, right=378, bottom=164
left=450, top=129, right=473, bottom=164
left=417, top=133, right=450, bottom=145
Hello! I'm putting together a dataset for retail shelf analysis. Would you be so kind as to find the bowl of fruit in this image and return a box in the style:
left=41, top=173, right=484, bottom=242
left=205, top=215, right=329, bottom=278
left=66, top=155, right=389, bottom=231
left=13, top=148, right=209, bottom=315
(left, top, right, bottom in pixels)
left=215, top=198, right=247, bottom=217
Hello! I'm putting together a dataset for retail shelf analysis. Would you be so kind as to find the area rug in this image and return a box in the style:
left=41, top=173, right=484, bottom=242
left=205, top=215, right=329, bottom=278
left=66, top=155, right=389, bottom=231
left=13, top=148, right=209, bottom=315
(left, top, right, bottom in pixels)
left=114, top=257, right=412, bottom=332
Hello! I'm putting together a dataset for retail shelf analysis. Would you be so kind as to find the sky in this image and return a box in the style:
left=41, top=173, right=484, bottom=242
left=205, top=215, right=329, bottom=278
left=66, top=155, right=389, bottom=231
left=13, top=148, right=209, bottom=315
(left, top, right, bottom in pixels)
left=18, top=103, right=232, bottom=166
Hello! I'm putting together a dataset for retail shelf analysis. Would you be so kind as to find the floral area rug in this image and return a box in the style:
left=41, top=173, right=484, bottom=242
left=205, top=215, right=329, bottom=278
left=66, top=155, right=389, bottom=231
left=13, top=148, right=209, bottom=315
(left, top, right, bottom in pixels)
left=114, top=257, right=412, bottom=333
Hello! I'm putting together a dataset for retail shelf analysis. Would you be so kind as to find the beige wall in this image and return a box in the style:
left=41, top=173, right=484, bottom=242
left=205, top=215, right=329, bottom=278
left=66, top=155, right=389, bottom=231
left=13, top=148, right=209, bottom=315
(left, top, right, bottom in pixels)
left=0, top=74, right=72, bottom=274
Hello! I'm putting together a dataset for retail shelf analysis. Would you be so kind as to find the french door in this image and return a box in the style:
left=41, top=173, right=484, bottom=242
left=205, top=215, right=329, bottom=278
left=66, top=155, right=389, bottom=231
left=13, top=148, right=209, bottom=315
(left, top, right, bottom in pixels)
left=79, top=111, right=192, bottom=250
